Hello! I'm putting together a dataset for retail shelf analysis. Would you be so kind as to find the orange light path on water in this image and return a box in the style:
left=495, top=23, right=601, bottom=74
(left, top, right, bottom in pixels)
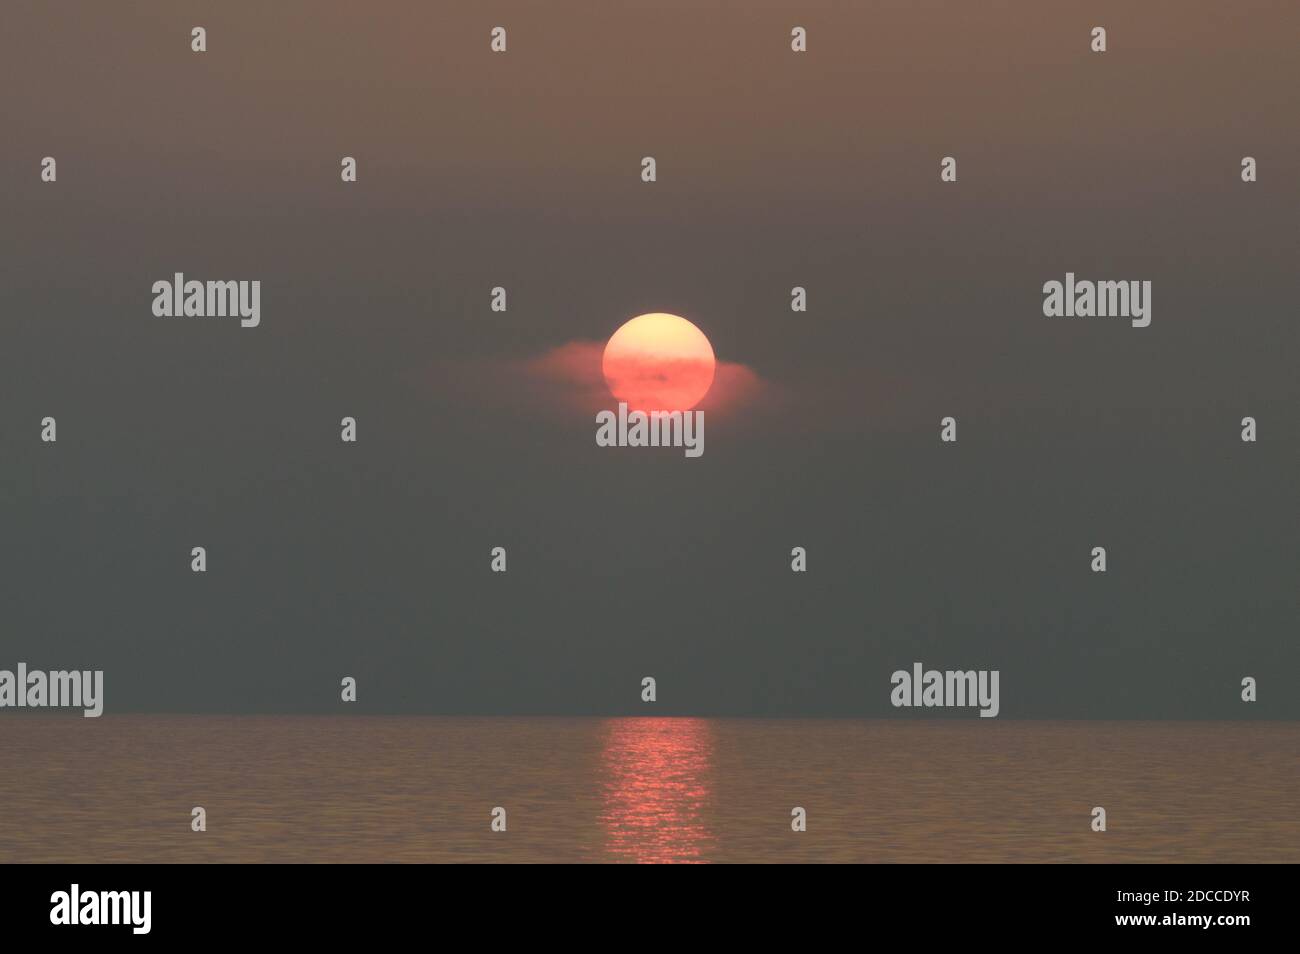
left=598, top=718, right=715, bottom=863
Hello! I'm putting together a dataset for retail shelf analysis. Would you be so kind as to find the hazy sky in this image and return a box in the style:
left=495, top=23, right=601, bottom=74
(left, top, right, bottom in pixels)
left=2, top=1, right=1296, bottom=716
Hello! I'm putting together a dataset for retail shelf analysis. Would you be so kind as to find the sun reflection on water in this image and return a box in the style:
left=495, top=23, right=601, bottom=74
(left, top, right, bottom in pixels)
left=599, top=718, right=715, bottom=863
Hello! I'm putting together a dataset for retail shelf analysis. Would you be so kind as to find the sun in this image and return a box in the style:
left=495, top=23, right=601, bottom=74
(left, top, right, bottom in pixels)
left=601, top=313, right=716, bottom=412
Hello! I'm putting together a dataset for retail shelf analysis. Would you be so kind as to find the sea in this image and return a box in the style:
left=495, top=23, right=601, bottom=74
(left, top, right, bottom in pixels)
left=1, top=717, right=1295, bottom=863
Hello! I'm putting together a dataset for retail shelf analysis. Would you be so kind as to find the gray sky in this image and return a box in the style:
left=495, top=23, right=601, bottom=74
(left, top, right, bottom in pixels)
left=2, top=1, right=1296, bottom=716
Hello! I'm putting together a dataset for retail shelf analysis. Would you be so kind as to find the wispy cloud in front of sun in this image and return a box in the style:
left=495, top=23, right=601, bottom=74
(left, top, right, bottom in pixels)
left=524, top=340, right=765, bottom=418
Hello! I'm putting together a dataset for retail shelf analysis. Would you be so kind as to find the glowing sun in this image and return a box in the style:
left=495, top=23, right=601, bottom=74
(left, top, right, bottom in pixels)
left=601, top=313, right=716, bottom=412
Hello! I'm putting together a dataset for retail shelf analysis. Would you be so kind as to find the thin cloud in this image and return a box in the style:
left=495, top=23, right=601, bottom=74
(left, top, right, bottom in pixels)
left=426, top=340, right=770, bottom=425
left=524, top=340, right=765, bottom=418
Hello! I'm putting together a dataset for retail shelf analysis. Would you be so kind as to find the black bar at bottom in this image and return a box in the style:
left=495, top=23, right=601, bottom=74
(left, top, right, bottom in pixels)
left=3, top=863, right=1283, bottom=940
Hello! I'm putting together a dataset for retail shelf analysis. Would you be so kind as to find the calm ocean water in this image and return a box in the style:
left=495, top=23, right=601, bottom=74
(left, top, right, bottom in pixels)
left=1, top=717, right=1295, bottom=863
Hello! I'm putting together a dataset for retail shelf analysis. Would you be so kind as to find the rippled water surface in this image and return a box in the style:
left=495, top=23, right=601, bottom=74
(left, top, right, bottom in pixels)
left=2, top=717, right=1295, bottom=862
